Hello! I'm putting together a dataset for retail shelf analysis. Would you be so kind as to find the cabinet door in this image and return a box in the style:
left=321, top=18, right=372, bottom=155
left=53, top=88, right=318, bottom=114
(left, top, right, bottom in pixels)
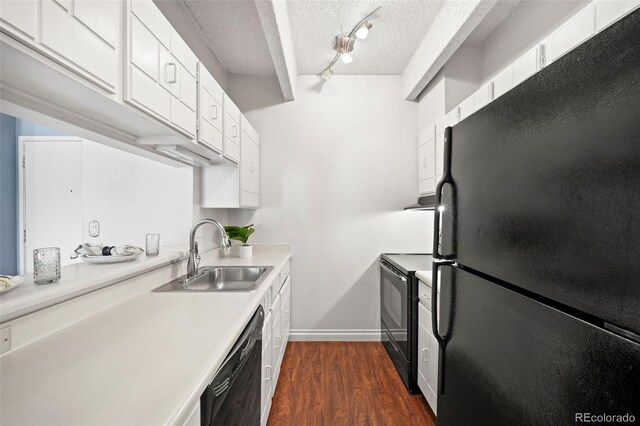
left=281, top=276, right=291, bottom=346
left=223, top=112, right=240, bottom=162
left=492, top=66, right=513, bottom=100
left=547, top=3, right=595, bottom=63
left=41, top=0, right=119, bottom=92
left=129, top=14, right=170, bottom=120
left=595, top=0, right=640, bottom=31
left=512, top=45, right=541, bottom=87
left=418, top=138, right=435, bottom=195
left=0, top=0, right=38, bottom=41
left=418, top=303, right=438, bottom=414
left=435, top=131, right=445, bottom=181
left=261, top=311, right=273, bottom=425
left=198, top=64, right=224, bottom=152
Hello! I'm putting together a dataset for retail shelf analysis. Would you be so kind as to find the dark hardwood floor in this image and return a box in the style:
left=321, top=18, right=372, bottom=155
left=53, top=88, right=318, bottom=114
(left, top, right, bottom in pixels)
left=268, top=342, right=436, bottom=426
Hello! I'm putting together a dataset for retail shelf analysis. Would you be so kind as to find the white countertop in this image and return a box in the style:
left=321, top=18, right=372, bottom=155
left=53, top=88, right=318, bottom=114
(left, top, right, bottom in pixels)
left=416, top=270, right=432, bottom=286
left=0, top=248, right=291, bottom=425
left=0, top=246, right=190, bottom=323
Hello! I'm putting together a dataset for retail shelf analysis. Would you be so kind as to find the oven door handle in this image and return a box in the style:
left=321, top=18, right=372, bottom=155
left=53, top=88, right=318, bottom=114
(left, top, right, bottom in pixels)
left=380, top=262, right=407, bottom=282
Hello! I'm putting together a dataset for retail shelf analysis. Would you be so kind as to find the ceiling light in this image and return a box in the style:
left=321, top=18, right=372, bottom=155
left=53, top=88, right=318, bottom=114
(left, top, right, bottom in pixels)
left=321, top=69, right=334, bottom=80
left=355, top=22, right=372, bottom=40
left=317, top=7, right=381, bottom=79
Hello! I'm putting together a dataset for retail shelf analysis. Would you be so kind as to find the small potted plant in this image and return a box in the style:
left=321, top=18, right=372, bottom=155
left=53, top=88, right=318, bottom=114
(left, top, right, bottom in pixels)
left=224, top=224, right=255, bottom=258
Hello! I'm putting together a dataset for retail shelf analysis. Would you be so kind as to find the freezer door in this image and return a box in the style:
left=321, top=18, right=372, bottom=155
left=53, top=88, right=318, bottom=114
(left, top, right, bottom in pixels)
left=437, top=266, right=640, bottom=426
left=444, top=10, right=640, bottom=335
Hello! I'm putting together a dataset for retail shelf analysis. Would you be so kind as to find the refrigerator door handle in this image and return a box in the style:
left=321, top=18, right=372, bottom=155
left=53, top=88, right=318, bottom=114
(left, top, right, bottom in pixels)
left=432, top=260, right=454, bottom=395
left=433, top=126, right=455, bottom=260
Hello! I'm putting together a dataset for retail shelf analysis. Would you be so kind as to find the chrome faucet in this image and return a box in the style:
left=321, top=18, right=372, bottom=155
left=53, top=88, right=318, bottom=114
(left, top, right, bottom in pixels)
left=187, top=219, right=231, bottom=278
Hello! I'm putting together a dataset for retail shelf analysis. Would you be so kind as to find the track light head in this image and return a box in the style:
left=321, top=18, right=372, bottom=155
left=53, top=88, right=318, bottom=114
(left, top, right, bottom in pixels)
left=355, top=22, right=372, bottom=40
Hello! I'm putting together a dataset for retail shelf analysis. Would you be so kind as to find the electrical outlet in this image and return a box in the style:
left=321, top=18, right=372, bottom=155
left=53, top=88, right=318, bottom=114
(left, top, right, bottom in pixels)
left=0, top=326, right=11, bottom=354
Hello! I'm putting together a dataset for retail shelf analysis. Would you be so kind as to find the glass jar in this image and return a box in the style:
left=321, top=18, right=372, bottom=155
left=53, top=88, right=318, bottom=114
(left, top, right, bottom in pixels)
left=33, top=247, right=61, bottom=284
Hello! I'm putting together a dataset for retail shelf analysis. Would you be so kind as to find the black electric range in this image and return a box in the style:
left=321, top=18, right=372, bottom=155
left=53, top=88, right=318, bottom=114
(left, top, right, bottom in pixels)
left=379, top=253, right=433, bottom=394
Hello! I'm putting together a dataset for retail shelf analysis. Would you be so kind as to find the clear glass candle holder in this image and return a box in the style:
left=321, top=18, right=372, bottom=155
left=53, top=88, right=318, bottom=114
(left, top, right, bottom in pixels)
left=146, top=233, right=160, bottom=256
left=33, top=247, right=61, bottom=284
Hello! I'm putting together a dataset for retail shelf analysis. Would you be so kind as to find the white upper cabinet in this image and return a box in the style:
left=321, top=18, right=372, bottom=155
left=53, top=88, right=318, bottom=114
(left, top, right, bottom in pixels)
left=1, top=0, right=120, bottom=93
left=240, top=116, right=260, bottom=207
left=126, top=0, right=197, bottom=138
left=418, top=126, right=436, bottom=195
left=595, top=0, right=640, bottom=31
left=512, top=45, right=542, bottom=87
left=458, top=95, right=475, bottom=121
left=198, top=63, right=224, bottom=153
left=0, top=0, right=38, bottom=41
left=472, top=82, right=494, bottom=112
left=547, top=3, right=596, bottom=63
left=223, top=94, right=241, bottom=163
left=492, top=66, right=513, bottom=100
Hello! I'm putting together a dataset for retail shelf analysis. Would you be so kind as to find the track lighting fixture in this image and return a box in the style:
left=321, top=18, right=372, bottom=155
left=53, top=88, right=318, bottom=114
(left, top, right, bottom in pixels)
left=355, top=21, right=372, bottom=40
left=318, top=7, right=381, bottom=78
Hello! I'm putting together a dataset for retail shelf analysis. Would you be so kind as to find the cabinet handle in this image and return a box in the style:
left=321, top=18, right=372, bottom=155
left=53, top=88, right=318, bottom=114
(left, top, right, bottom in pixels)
left=422, top=158, right=427, bottom=169
left=285, top=311, right=290, bottom=321
left=422, top=347, right=429, bottom=362
left=275, top=336, right=281, bottom=349
left=165, top=63, right=177, bottom=84
left=211, top=104, right=218, bottom=120
left=233, top=125, right=238, bottom=138
left=265, top=365, right=272, bottom=380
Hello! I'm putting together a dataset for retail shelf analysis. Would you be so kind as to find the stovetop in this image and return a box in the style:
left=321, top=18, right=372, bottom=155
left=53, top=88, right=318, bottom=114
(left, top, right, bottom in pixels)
left=380, top=253, right=434, bottom=276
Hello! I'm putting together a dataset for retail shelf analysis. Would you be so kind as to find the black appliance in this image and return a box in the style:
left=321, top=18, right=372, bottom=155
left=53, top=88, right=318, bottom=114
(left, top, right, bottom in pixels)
left=379, top=253, right=433, bottom=394
left=201, top=306, right=264, bottom=426
left=432, top=10, right=640, bottom=426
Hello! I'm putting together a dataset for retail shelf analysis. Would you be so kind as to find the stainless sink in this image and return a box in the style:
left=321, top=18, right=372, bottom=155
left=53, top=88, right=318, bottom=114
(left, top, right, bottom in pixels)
left=153, top=266, right=273, bottom=293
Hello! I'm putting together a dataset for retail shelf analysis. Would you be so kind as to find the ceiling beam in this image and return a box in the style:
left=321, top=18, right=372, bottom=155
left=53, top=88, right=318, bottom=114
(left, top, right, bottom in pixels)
left=402, top=0, right=499, bottom=101
left=255, top=0, right=297, bottom=102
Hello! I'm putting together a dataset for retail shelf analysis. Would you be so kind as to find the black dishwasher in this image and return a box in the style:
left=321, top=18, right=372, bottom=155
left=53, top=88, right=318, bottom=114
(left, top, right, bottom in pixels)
left=200, top=306, right=264, bottom=426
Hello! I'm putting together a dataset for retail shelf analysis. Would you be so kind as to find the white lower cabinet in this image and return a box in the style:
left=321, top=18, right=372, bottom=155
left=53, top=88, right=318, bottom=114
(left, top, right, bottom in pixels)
left=260, top=262, right=291, bottom=425
left=261, top=310, right=273, bottom=426
left=418, top=292, right=438, bottom=415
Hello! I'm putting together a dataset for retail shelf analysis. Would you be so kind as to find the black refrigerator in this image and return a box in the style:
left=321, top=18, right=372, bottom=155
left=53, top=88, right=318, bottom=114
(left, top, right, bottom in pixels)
left=431, top=9, right=640, bottom=426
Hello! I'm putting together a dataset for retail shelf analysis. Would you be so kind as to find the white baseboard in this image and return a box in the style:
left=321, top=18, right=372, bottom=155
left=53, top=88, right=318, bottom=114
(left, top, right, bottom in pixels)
left=290, top=329, right=382, bottom=341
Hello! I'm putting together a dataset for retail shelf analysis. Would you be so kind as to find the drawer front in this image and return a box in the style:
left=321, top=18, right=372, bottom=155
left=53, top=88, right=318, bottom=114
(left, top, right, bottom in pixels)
left=419, top=280, right=432, bottom=310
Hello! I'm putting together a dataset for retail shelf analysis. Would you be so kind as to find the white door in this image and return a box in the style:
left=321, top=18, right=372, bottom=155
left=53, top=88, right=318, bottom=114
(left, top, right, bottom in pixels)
left=21, top=137, right=83, bottom=273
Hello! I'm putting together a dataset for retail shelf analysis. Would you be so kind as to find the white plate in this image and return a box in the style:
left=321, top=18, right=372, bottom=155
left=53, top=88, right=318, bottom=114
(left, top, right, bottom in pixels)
left=80, top=253, right=142, bottom=264
left=0, top=279, right=22, bottom=294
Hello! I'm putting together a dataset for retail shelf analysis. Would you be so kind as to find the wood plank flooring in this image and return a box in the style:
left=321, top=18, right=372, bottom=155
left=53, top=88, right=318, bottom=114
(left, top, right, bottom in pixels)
left=268, top=342, right=436, bottom=426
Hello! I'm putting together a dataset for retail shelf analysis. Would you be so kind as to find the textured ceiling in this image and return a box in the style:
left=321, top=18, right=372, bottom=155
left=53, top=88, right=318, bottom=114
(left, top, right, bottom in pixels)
left=288, top=0, right=445, bottom=75
left=180, top=0, right=276, bottom=76
left=464, top=0, right=522, bottom=43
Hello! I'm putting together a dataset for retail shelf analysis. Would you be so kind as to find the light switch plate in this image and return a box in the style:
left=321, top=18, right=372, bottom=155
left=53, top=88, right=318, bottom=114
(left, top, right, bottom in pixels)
left=0, top=326, right=11, bottom=354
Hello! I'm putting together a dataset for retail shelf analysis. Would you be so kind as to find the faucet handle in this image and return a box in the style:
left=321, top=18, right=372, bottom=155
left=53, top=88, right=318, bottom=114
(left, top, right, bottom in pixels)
left=194, top=241, right=201, bottom=266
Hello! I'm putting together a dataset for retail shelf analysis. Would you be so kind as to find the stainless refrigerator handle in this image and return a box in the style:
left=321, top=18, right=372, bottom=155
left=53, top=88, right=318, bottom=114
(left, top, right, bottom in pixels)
left=380, top=262, right=407, bottom=282
left=433, top=126, right=455, bottom=260
left=432, top=260, right=454, bottom=395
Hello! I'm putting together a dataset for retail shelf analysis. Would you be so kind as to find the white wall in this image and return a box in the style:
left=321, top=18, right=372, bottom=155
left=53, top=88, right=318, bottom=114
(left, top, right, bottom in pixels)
left=228, top=75, right=433, bottom=338
left=81, top=140, right=193, bottom=249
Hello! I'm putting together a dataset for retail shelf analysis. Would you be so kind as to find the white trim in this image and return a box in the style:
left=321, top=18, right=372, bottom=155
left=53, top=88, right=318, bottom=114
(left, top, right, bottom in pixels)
left=290, top=329, right=382, bottom=342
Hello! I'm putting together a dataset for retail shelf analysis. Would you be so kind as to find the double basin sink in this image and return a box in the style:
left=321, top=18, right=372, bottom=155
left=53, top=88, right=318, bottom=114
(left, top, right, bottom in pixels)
left=153, top=266, right=273, bottom=293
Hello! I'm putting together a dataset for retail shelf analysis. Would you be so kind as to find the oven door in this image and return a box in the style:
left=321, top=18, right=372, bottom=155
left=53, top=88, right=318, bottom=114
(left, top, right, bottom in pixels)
left=380, top=260, right=409, bottom=360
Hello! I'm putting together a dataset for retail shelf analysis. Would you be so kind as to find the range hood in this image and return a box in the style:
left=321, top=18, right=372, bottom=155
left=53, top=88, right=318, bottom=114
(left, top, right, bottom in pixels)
left=404, top=194, right=436, bottom=210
